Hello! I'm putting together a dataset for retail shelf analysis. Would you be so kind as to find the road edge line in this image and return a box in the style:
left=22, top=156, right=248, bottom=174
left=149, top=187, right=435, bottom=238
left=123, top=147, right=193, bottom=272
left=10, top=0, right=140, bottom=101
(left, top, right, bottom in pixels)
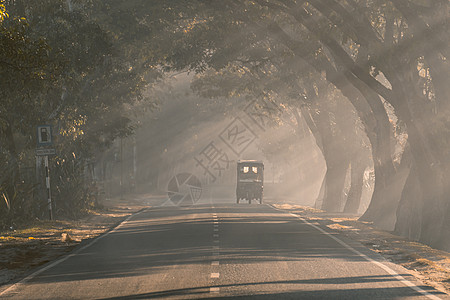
left=0, top=208, right=147, bottom=297
left=268, top=204, right=442, bottom=300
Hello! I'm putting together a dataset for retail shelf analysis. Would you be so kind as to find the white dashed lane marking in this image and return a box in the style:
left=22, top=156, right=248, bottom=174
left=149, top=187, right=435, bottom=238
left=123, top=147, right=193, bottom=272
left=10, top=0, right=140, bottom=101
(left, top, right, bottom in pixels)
left=210, top=210, right=220, bottom=294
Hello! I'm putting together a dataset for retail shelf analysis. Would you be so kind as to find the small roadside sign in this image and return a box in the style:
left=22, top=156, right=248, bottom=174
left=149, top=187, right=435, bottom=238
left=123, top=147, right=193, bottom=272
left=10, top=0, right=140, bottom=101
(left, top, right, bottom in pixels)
left=36, top=148, right=56, bottom=156
left=37, top=125, right=53, bottom=146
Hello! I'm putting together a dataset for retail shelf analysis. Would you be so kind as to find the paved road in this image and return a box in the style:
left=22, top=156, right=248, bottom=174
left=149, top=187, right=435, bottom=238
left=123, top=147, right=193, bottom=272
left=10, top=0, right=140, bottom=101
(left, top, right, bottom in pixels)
left=0, top=203, right=447, bottom=299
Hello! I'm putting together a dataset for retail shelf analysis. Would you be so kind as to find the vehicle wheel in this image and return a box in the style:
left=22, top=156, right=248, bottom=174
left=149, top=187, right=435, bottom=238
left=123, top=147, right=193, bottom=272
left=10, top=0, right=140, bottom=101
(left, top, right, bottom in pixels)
left=237, top=197, right=240, bottom=204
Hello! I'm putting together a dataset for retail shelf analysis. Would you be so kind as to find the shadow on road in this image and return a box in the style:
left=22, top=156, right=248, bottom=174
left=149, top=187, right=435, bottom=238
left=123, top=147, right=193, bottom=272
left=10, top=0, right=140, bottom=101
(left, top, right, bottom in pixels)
left=21, top=204, right=447, bottom=299
left=96, top=276, right=442, bottom=299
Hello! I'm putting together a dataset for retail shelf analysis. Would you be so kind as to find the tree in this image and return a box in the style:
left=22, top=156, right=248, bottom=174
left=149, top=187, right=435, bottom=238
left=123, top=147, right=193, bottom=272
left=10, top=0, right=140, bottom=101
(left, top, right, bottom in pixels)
left=1, top=0, right=157, bottom=220
left=191, top=51, right=371, bottom=213
left=0, top=2, right=54, bottom=221
left=123, top=0, right=448, bottom=250
left=4, top=0, right=448, bottom=250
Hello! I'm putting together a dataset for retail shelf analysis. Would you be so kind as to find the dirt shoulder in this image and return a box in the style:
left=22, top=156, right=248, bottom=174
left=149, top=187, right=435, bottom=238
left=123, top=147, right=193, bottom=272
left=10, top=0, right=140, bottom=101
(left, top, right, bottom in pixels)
left=0, top=196, right=152, bottom=286
left=270, top=202, right=450, bottom=296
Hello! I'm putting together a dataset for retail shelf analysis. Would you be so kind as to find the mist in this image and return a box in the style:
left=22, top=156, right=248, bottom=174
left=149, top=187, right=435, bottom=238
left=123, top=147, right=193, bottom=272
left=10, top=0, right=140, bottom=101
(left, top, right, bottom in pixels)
left=103, top=74, right=332, bottom=207
left=1, top=0, right=448, bottom=254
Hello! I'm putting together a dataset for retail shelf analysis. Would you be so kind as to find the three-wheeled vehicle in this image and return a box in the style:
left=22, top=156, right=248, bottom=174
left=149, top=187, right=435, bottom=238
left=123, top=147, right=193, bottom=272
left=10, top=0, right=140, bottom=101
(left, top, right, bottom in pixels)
left=236, top=160, right=264, bottom=204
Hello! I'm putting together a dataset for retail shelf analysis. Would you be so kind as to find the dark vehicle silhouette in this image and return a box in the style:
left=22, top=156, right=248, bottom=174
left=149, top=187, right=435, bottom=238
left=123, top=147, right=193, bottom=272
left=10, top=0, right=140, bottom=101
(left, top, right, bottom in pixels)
left=236, top=160, right=264, bottom=204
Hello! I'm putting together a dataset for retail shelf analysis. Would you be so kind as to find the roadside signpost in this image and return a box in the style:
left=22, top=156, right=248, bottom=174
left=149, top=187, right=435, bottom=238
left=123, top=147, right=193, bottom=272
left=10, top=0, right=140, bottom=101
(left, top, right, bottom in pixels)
left=36, top=148, right=56, bottom=156
left=37, top=125, right=52, bottom=146
left=36, top=125, right=55, bottom=220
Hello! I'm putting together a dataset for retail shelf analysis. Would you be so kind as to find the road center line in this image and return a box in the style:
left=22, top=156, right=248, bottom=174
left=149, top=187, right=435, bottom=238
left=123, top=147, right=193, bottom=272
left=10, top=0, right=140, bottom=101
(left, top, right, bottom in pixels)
left=268, top=205, right=442, bottom=300
left=211, top=212, right=221, bottom=292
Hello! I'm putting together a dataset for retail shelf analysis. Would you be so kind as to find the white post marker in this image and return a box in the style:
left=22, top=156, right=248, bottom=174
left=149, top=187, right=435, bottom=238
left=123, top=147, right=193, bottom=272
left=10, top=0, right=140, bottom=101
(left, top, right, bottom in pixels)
left=44, top=155, right=53, bottom=220
left=36, top=124, right=55, bottom=220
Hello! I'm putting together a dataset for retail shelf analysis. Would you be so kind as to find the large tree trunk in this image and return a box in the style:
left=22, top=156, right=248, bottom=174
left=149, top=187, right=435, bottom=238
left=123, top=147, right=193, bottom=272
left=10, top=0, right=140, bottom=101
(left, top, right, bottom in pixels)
left=268, top=2, right=448, bottom=247
left=382, top=53, right=449, bottom=250
left=267, top=22, right=397, bottom=222
left=297, top=106, right=326, bottom=209
left=411, top=134, right=450, bottom=252
left=300, top=101, right=352, bottom=213
left=438, top=185, right=450, bottom=250
left=342, top=83, right=398, bottom=228
left=359, top=144, right=411, bottom=231
left=321, top=63, right=398, bottom=225
left=343, top=159, right=366, bottom=214
left=395, top=157, right=447, bottom=250
left=395, top=162, right=422, bottom=240
left=338, top=71, right=397, bottom=226
left=395, top=121, right=448, bottom=250
left=321, top=153, right=350, bottom=212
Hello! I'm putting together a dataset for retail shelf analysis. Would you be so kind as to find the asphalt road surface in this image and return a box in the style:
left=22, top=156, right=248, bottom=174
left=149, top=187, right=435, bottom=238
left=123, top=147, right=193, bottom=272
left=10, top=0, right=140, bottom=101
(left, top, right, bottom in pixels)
left=0, top=202, right=447, bottom=299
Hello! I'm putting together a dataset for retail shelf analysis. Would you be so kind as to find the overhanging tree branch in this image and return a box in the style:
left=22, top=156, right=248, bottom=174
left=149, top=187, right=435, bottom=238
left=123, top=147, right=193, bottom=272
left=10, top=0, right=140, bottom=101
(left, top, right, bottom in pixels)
left=282, top=2, right=395, bottom=102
